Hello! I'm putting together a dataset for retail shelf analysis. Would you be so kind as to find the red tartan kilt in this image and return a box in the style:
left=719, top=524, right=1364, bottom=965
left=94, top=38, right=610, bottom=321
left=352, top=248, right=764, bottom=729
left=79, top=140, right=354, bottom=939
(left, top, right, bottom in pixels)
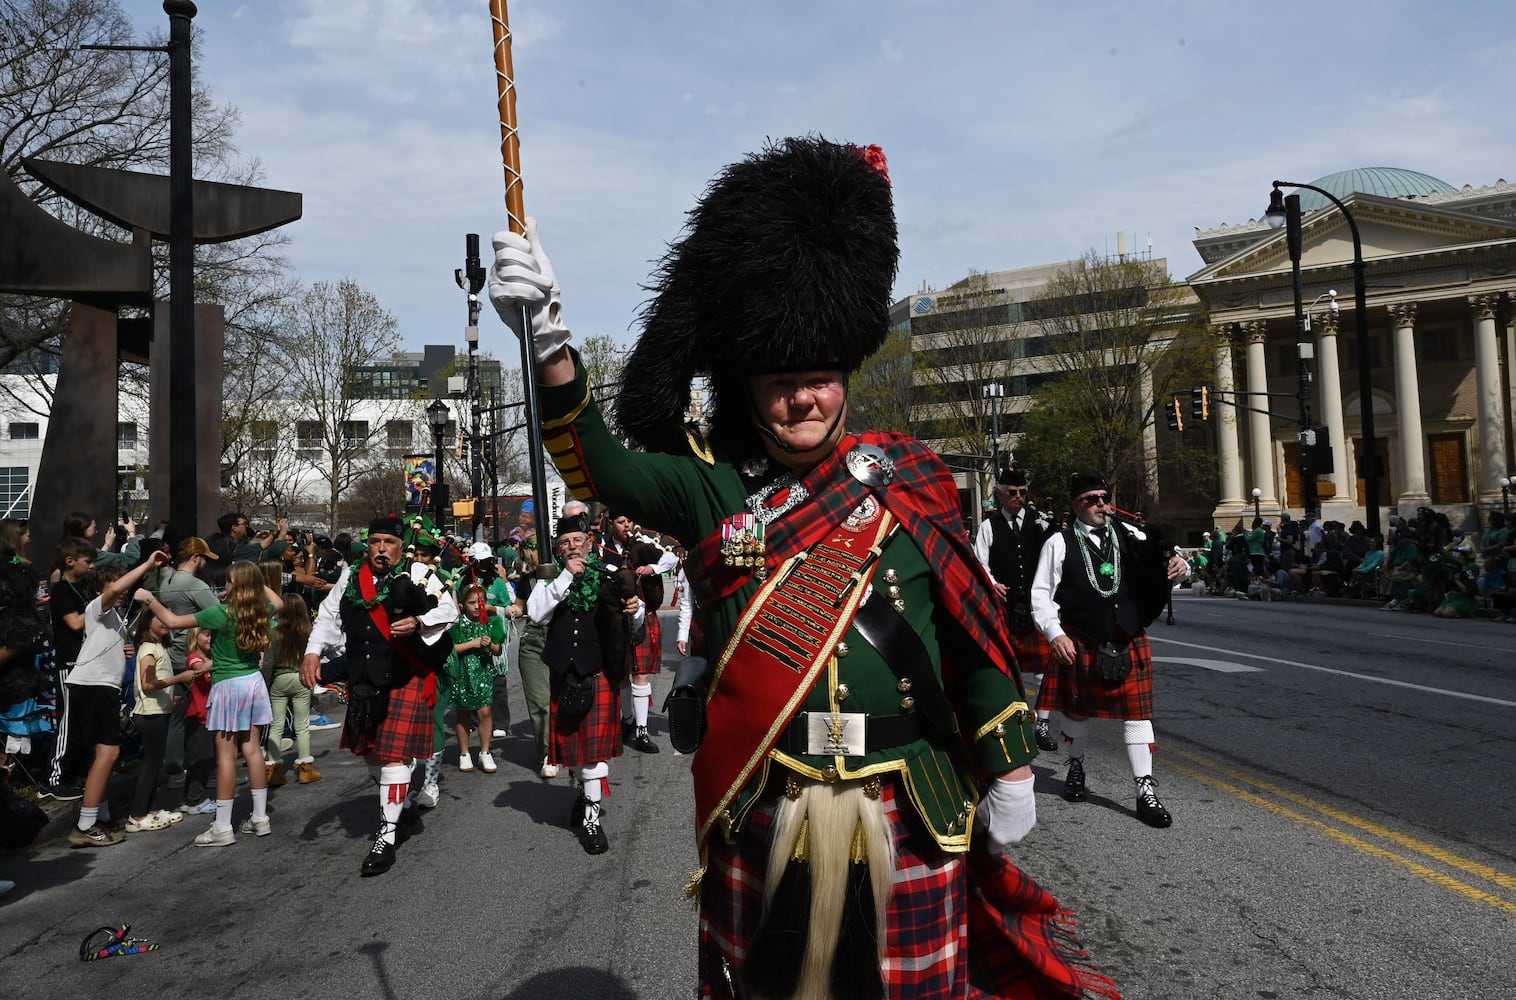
left=1007, top=622, right=1053, bottom=675
left=548, top=671, right=624, bottom=768
left=631, top=611, right=663, bottom=675
left=1036, top=632, right=1154, bottom=720
left=341, top=672, right=434, bottom=762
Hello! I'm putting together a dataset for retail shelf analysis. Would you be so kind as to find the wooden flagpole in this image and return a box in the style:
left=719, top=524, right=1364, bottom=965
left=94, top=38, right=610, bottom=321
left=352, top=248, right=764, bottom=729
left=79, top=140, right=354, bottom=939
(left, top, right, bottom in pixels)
left=490, top=0, right=553, bottom=564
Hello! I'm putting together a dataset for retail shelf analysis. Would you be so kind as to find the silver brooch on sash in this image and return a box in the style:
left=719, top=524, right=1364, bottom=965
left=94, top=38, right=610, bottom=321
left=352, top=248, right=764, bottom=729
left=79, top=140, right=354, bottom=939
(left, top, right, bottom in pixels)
left=748, top=473, right=808, bottom=526
left=846, top=443, right=895, bottom=488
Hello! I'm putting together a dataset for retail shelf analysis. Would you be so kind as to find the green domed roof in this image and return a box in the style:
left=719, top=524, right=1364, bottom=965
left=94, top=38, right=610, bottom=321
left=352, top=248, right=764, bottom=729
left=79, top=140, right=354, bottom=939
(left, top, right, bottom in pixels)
left=1297, top=167, right=1457, bottom=211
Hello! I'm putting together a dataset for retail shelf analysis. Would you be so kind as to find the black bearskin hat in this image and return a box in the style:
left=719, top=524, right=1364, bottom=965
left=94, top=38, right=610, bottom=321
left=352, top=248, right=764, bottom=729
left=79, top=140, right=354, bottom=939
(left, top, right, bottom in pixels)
left=997, top=467, right=1028, bottom=488
left=615, top=135, right=899, bottom=457
left=1068, top=472, right=1110, bottom=497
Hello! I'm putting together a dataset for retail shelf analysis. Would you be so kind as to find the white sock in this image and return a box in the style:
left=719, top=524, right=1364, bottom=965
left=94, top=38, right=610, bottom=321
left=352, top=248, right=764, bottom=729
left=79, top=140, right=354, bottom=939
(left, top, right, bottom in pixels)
left=78, top=806, right=98, bottom=832
left=580, top=761, right=608, bottom=806
left=379, top=763, right=409, bottom=844
left=1123, top=720, right=1156, bottom=778
left=251, top=787, right=268, bottom=821
left=631, top=681, right=652, bottom=727
left=424, top=757, right=441, bottom=786
left=1060, top=716, right=1089, bottom=758
left=215, top=799, right=233, bottom=831
left=1037, top=708, right=1052, bottom=722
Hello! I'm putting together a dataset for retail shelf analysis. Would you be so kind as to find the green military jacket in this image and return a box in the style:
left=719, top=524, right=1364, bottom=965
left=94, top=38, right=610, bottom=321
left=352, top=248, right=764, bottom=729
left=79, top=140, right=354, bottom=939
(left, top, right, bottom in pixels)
left=540, top=352, right=1036, bottom=851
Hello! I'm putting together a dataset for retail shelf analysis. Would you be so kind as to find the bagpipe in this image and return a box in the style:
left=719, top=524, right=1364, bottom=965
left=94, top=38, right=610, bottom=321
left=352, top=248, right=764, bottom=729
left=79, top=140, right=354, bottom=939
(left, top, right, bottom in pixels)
left=1105, top=503, right=1176, bottom=628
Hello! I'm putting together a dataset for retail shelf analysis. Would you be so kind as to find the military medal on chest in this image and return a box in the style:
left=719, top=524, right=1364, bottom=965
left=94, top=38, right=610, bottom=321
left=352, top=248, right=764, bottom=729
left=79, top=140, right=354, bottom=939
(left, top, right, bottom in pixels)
left=721, top=512, right=767, bottom=578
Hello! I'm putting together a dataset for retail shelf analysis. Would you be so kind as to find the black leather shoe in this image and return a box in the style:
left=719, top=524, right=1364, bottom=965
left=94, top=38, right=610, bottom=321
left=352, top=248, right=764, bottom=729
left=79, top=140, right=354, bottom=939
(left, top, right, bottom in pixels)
left=580, top=802, right=608, bottom=855
left=1063, top=757, right=1087, bottom=802
left=360, top=834, right=396, bottom=877
left=627, top=725, right=660, bottom=754
left=1034, top=719, right=1059, bottom=753
left=1134, top=776, right=1172, bottom=828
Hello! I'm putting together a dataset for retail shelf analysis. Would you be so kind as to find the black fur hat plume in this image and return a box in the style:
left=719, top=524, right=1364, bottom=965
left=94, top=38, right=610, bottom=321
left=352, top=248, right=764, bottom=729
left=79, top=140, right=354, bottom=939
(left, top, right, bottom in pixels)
left=616, top=135, right=899, bottom=457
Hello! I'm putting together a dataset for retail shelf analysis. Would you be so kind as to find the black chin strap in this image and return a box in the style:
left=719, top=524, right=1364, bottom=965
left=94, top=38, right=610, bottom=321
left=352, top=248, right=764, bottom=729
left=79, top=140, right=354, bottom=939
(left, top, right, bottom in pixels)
left=748, top=382, right=848, bottom=455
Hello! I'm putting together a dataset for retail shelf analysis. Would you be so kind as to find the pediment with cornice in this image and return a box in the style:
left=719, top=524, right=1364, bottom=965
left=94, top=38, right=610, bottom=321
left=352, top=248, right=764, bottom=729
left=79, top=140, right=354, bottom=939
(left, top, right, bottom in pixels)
left=1186, top=192, right=1516, bottom=287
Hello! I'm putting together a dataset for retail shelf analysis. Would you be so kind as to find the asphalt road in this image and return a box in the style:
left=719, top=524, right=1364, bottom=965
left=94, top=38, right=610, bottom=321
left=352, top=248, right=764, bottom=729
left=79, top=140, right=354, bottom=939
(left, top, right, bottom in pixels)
left=3, top=600, right=1514, bottom=1000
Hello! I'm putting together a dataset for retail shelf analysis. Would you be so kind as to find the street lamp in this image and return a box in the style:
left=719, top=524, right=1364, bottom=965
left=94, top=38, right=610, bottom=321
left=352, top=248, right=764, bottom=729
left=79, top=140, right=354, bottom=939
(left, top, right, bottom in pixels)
left=983, top=382, right=1004, bottom=470
left=1268, top=180, right=1379, bottom=536
left=1251, top=487, right=1262, bottom=520
left=426, top=398, right=450, bottom=532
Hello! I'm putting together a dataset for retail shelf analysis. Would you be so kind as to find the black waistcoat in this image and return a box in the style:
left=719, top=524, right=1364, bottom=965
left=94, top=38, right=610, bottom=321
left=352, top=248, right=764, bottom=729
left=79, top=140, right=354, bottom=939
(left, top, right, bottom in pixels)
left=987, top=511, right=1048, bottom=601
left=338, top=567, right=437, bottom=688
left=543, top=598, right=604, bottom=680
left=598, top=534, right=664, bottom=606
left=1053, top=526, right=1141, bottom=644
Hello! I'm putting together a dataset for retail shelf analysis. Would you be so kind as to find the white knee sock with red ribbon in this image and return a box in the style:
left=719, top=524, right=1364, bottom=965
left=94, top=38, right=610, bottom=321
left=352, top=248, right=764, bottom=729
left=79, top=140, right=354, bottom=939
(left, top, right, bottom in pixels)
left=379, top=763, right=410, bottom=844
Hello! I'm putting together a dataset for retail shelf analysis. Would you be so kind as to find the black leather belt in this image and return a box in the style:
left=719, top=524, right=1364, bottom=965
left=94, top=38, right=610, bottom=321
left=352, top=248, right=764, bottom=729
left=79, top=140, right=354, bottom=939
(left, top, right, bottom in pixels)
left=775, top=710, right=923, bottom=757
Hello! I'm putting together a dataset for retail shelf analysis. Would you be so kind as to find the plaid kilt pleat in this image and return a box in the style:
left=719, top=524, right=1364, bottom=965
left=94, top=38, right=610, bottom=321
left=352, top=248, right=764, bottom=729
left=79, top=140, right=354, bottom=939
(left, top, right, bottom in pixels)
left=698, top=770, right=1117, bottom=999
left=1007, top=622, right=1054, bottom=675
left=341, top=672, right=435, bottom=762
left=631, top=611, right=663, bottom=674
left=1035, top=633, right=1154, bottom=721
left=548, top=670, right=624, bottom=768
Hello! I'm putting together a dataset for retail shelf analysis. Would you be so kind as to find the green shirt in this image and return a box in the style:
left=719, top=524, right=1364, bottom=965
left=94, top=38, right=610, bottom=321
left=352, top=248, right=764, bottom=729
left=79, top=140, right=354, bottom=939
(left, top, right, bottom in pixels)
left=193, top=602, right=274, bottom=683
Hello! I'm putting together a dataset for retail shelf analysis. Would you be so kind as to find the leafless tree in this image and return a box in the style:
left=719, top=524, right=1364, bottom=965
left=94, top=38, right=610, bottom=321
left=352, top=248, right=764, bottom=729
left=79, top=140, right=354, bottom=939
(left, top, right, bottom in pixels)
left=277, top=279, right=408, bottom=530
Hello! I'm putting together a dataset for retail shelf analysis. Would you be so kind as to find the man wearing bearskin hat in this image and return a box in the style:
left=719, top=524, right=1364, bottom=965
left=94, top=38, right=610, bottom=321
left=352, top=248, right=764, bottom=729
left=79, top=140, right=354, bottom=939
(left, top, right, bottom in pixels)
left=300, top=515, right=457, bottom=876
left=1030, top=473, right=1185, bottom=829
left=974, top=464, right=1061, bottom=755
left=526, top=512, right=645, bottom=854
left=490, top=137, right=1123, bottom=997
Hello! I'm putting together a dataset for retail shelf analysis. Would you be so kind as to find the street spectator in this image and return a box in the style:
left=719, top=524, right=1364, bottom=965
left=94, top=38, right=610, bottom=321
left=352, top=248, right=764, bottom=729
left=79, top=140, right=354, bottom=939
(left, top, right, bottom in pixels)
left=137, top=561, right=284, bottom=846
left=0, top=518, right=30, bottom=564
left=1277, top=513, right=1300, bottom=571
left=174, top=629, right=216, bottom=815
left=263, top=593, right=320, bottom=786
left=126, top=612, right=196, bottom=832
left=1432, top=555, right=1480, bottom=618
left=1382, top=529, right=1422, bottom=610
left=1246, top=517, right=1269, bottom=576
left=64, top=550, right=170, bottom=847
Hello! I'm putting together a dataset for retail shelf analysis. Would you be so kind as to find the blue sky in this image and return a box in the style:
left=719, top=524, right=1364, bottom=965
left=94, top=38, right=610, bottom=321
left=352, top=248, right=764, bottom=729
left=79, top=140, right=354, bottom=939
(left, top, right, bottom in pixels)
left=145, top=0, right=1516, bottom=353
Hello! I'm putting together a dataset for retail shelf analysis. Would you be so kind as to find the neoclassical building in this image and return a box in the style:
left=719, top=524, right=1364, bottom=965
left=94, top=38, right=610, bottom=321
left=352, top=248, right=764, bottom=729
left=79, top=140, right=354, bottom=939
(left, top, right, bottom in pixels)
left=1188, top=167, right=1516, bottom=531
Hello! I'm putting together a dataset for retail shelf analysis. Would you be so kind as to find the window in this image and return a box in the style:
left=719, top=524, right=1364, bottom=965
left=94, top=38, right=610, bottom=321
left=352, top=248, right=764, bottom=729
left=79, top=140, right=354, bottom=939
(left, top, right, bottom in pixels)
left=386, top=420, right=414, bottom=453
left=340, top=420, right=370, bottom=449
left=8, top=423, right=39, bottom=440
left=0, top=467, right=28, bottom=518
left=249, top=420, right=278, bottom=460
left=117, top=422, right=138, bottom=450
left=1427, top=433, right=1468, bottom=504
left=296, top=421, right=322, bottom=455
left=1418, top=327, right=1464, bottom=364
left=1343, top=332, right=1386, bottom=370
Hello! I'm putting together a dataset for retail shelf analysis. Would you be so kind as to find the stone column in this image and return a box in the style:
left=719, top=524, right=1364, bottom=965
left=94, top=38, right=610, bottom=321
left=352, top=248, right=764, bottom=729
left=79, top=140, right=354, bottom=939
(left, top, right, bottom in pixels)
left=1470, top=294, right=1507, bottom=504
left=1504, top=311, right=1516, bottom=475
left=1244, top=321, right=1277, bottom=511
left=1390, top=303, right=1430, bottom=507
left=1212, top=327, right=1245, bottom=518
left=1315, top=311, right=1349, bottom=508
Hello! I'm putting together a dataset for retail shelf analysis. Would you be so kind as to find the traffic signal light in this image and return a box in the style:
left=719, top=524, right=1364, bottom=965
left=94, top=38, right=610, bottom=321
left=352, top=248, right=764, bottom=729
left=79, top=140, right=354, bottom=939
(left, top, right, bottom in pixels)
left=1190, top=386, right=1210, bottom=420
left=1165, top=398, right=1183, bottom=432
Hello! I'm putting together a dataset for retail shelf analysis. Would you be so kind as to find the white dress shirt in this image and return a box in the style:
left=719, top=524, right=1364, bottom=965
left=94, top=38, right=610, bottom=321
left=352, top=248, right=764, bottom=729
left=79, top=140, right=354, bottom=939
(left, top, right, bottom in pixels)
left=1030, top=520, right=1147, bottom=643
left=305, top=562, right=459, bottom=658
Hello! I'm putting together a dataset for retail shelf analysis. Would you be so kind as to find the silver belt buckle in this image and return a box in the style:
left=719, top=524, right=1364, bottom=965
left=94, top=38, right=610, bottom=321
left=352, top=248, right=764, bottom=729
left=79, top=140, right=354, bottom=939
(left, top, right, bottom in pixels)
left=804, top=712, right=867, bottom=756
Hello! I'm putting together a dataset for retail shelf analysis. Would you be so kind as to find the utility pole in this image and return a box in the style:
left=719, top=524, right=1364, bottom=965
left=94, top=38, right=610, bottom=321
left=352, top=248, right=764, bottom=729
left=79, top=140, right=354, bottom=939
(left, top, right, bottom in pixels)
left=1283, top=193, right=1319, bottom=521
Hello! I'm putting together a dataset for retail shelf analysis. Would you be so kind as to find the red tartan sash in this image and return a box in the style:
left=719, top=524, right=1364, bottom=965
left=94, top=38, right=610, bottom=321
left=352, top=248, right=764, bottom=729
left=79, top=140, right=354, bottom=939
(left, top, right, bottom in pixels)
left=693, top=508, right=894, bottom=851
left=360, top=565, right=438, bottom=707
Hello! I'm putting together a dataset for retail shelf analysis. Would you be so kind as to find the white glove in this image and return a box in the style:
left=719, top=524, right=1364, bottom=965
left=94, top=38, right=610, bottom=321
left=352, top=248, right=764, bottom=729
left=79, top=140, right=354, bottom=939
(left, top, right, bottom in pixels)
left=488, top=216, right=571, bottom=362
left=977, top=774, right=1036, bottom=852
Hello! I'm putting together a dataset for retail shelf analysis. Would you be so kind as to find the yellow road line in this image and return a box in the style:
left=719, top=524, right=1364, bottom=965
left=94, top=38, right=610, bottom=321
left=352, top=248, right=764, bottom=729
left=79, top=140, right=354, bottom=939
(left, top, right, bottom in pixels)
left=1167, top=747, right=1516, bottom=896
left=1165, top=758, right=1516, bottom=918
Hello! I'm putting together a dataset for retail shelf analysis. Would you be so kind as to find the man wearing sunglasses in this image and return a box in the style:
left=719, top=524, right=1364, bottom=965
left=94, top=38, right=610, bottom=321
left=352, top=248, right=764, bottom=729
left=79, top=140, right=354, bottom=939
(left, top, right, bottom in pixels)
left=973, top=466, right=1059, bottom=753
left=1030, top=472, right=1188, bottom=828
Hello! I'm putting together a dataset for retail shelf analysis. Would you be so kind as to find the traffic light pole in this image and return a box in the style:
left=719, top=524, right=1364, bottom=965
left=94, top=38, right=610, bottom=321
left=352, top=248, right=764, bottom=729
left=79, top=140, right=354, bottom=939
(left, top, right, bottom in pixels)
left=1284, top=194, right=1320, bottom=522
